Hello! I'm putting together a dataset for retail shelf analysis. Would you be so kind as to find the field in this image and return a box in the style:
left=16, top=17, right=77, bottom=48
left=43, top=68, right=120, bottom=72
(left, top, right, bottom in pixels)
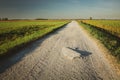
left=0, top=20, right=69, bottom=56
left=82, top=20, right=120, bottom=38
left=80, top=20, right=120, bottom=61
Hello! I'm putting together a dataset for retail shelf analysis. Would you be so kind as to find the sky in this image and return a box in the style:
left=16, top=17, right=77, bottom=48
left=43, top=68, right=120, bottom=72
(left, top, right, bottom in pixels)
left=0, top=0, right=120, bottom=19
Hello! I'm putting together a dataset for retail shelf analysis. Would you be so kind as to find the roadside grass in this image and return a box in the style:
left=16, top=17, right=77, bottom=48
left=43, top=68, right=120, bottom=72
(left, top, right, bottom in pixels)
left=79, top=21, right=120, bottom=62
left=0, top=20, right=69, bottom=56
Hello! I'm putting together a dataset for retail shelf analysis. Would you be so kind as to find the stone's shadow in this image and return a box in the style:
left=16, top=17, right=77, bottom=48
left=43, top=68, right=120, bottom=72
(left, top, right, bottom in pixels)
left=0, top=24, right=68, bottom=74
left=67, top=47, right=92, bottom=58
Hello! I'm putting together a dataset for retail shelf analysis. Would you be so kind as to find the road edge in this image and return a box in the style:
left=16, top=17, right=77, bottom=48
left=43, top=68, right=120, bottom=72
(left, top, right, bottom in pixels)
left=77, top=21, right=120, bottom=77
left=0, top=23, right=69, bottom=60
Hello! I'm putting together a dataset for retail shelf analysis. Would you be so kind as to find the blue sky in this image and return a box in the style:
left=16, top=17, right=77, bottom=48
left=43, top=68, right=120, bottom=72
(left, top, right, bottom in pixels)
left=0, top=0, right=120, bottom=19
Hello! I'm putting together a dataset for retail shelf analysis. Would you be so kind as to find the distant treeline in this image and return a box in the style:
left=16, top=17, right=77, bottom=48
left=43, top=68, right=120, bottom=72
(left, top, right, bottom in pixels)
left=0, top=17, right=120, bottom=21
left=35, top=18, right=48, bottom=20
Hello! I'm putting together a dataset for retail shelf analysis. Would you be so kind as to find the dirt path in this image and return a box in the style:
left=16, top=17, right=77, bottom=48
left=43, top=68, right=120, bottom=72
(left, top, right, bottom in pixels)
left=0, top=21, right=119, bottom=80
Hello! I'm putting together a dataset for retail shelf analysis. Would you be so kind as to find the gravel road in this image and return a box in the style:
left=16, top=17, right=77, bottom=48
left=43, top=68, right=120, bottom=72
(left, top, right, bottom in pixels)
left=0, top=21, right=119, bottom=80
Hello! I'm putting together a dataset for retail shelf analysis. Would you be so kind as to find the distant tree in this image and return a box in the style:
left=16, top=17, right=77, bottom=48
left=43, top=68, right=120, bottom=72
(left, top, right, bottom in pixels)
left=2, top=18, right=8, bottom=21
left=4, top=18, right=8, bottom=20
left=90, top=17, right=92, bottom=20
left=0, top=18, right=1, bottom=21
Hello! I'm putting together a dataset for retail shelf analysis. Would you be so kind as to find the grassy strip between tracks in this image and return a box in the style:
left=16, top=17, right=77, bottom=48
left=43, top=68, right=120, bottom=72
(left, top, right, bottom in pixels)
left=79, top=21, right=120, bottom=62
left=0, top=20, right=69, bottom=56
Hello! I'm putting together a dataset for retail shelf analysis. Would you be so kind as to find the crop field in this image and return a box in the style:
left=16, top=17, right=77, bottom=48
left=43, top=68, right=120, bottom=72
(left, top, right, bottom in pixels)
left=82, top=20, right=120, bottom=38
left=0, top=20, right=69, bottom=56
left=80, top=20, right=120, bottom=61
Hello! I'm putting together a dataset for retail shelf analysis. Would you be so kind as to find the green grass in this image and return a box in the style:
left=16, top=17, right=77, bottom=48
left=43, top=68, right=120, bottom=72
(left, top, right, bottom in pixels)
left=0, top=20, right=69, bottom=56
left=79, top=21, right=120, bottom=61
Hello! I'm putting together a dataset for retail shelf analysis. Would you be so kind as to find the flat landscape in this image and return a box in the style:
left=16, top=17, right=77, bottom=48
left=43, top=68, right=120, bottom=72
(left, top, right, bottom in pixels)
left=0, top=0, right=120, bottom=80
left=0, top=20, right=68, bottom=55
left=0, top=21, right=120, bottom=80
